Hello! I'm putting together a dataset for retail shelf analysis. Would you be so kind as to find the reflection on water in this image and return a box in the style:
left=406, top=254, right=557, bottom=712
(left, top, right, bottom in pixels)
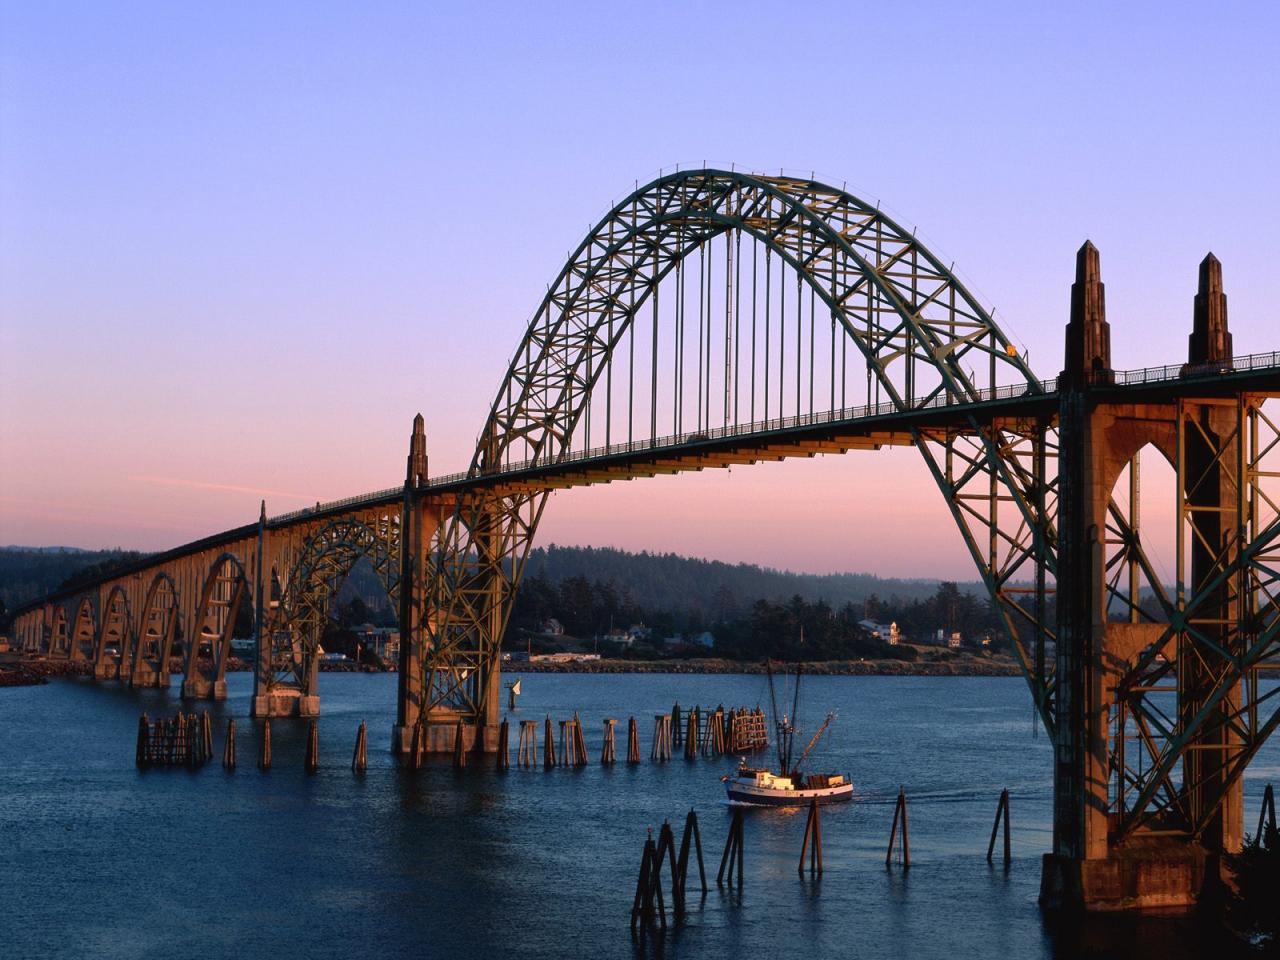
left=0, top=672, right=1270, bottom=959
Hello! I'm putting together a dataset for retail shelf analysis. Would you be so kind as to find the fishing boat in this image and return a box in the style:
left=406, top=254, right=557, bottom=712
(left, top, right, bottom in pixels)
left=722, top=661, right=853, bottom=806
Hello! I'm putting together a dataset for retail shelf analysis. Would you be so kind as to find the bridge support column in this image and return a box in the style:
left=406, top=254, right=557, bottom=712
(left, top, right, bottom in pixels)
left=1040, top=245, right=1245, bottom=912
left=393, top=414, right=432, bottom=753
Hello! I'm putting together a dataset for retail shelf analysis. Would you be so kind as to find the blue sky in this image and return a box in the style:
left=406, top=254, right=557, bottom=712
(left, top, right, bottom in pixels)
left=1, top=1, right=1276, bottom=576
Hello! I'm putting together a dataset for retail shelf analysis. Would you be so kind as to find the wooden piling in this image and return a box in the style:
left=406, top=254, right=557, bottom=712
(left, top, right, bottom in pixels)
left=630, top=832, right=667, bottom=934
left=452, top=719, right=467, bottom=769
left=408, top=717, right=425, bottom=771
left=135, top=714, right=150, bottom=769
left=677, top=808, right=708, bottom=896
left=987, top=788, right=1011, bottom=864
left=573, top=713, right=588, bottom=766
left=600, top=718, right=617, bottom=764
left=684, top=709, right=698, bottom=760
left=496, top=718, right=509, bottom=771
left=201, top=711, right=213, bottom=762
left=799, top=797, right=823, bottom=877
left=223, top=718, right=236, bottom=770
left=352, top=720, right=368, bottom=774
left=717, top=806, right=745, bottom=888
left=518, top=719, right=538, bottom=767
left=627, top=716, right=640, bottom=764
left=1259, top=783, right=1277, bottom=845
left=543, top=714, right=556, bottom=769
left=186, top=714, right=201, bottom=769
left=305, top=719, right=319, bottom=774
left=558, top=715, right=584, bottom=766
left=651, top=714, right=672, bottom=762
left=671, top=703, right=683, bottom=748
left=886, top=786, right=910, bottom=868
left=258, top=719, right=272, bottom=771
left=655, top=820, right=683, bottom=916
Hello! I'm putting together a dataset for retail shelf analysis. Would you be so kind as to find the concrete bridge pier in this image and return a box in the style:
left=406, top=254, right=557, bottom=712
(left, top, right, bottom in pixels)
left=1041, top=245, right=1245, bottom=911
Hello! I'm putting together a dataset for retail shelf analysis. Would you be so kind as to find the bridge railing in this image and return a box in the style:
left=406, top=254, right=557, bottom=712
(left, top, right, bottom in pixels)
left=1114, top=348, right=1280, bottom=386
left=268, top=485, right=403, bottom=525
left=268, top=349, right=1279, bottom=524
left=468, top=377, right=1051, bottom=482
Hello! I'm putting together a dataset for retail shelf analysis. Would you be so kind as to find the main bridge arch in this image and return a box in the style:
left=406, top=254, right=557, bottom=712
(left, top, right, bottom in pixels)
left=419, top=169, right=1054, bottom=725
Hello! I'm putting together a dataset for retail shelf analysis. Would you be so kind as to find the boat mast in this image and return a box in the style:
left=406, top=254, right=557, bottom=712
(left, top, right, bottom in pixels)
left=766, top=659, right=787, bottom=774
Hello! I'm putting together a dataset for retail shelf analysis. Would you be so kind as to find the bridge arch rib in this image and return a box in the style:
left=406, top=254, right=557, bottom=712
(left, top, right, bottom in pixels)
left=256, top=515, right=400, bottom=716
left=130, top=572, right=179, bottom=688
left=419, top=169, right=1053, bottom=726
left=93, top=586, right=133, bottom=681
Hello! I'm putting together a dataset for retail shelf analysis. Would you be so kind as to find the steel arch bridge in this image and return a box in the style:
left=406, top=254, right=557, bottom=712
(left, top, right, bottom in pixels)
left=8, top=169, right=1280, bottom=911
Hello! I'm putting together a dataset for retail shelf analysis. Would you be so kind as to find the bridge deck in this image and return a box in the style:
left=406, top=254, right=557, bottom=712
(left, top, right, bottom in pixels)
left=9, top=350, right=1277, bottom=618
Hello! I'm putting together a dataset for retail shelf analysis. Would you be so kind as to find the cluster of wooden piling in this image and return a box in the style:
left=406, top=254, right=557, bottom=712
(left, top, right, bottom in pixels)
left=135, top=711, right=214, bottom=769
left=631, top=810, right=707, bottom=935
left=670, top=703, right=768, bottom=758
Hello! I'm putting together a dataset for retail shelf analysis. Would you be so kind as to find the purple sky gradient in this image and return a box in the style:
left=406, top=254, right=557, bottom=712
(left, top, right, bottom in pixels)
left=1, top=2, right=1276, bottom=578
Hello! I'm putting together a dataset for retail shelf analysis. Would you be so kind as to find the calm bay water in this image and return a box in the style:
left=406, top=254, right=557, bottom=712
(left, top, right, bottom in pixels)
left=2, top=672, right=1275, bottom=959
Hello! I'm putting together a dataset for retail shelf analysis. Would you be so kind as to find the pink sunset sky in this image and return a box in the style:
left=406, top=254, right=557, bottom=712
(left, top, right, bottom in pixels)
left=1, top=3, right=1277, bottom=580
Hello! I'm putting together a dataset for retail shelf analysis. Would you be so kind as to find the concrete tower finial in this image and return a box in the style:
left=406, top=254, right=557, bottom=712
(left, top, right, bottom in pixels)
left=406, top=413, right=428, bottom=487
left=1188, top=252, right=1231, bottom=366
left=1061, top=240, right=1112, bottom=389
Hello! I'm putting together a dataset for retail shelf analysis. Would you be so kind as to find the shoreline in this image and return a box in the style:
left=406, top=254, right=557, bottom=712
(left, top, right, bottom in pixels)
left=4, top=654, right=1022, bottom=685
left=505, top=656, right=1022, bottom=677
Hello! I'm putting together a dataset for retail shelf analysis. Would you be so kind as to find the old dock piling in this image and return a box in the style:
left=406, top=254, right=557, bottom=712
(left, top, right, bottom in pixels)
left=717, top=806, right=745, bottom=888
left=258, top=720, right=272, bottom=771
left=543, top=715, right=556, bottom=769
left=408, top=718, right=425, bottom=770
left=496, top=719, right=510, bottom=771
left=799, top=798, right=824, bottom=877
left=651, top=714, right=672, bottom=762
left=352, top=721, right=368, bottom=774
left=671, top=703, right=683, bottom=748
left=630, top=831, right=667, bottom=934
left=886, top=786, right=910, bottom=868
left=135, top=714, right=150, bottom=769
left=452, top=719, right=467, bottom=769
left=222, top=718, right=236, bottom=770
left=572, top=713, right=588, bottom=766
left=137, top=713, right=218, bottom=769
left=730, top=708, right=768, bottom=752
left=678, top=808, right=708, bottom=898
left=627, top=716, right=641, bottom=764
left=987, top=788, right=1011, bottom=864
left=655, top=821, right=684, bottom=916
left=305, top=719, right=319, bottom=774
left=684, top=710, right=698, bottom=760
left=518, top=719, right=538, bottom=767
left=600, top=718, right=617, bottom=764
left=1259, top=783, right=1278, bottom=844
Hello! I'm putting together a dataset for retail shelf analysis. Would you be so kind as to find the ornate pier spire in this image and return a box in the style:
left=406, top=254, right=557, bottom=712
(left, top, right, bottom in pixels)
left=1061, top=241, right=1112, bottom=389
left=1188, top=252, right=1232, bottom=366
left=406, top=413, right=428, bottom=487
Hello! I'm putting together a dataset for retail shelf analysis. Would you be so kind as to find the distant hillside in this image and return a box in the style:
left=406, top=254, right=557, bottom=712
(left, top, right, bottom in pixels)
left=524, top=544, right=971, bottom=621
left=1, top=541, right=977, bottom=629
left=0, top=546, right=149, bottom=614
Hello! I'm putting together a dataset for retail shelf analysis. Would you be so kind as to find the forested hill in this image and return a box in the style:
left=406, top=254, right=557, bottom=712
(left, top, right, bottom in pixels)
left=0, top=547, right=149, bottom=614
left=524, top=544, right=971, bottom=621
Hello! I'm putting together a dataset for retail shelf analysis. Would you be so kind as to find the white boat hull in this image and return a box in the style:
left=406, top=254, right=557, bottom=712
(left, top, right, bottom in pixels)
left=724, top=777, right=854, bottom=806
